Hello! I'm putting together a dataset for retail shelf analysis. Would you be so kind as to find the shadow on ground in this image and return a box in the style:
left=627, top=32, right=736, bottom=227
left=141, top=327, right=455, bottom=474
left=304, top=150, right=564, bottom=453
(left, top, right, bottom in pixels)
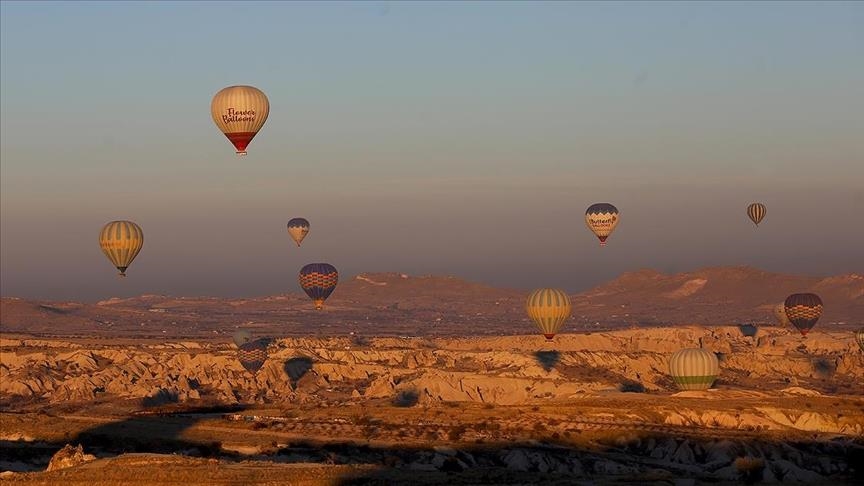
left=3, top=402, right=862, bottom=485
left=283, top=356, right=314, bottom=390
left=533, top=350, right=561, bottom=372
left=0, top=403, right=246, bottom=473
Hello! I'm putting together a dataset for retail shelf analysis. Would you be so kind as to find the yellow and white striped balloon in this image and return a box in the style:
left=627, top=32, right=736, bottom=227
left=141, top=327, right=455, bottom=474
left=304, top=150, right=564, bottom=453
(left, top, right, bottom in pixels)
left=211, top=85, right=270, bottom=155
left=669, top=348, right=719, bottom=391
left=747, top=202, right=766, bottom=226
left=526, top=288, right=572, bottom=340
left=99, top=220, right=143, bottom=277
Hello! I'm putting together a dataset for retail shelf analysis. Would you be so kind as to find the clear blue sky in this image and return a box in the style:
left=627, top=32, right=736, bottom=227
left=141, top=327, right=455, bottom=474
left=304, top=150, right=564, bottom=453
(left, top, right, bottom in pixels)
left=2, top=1, right=862, bottom=300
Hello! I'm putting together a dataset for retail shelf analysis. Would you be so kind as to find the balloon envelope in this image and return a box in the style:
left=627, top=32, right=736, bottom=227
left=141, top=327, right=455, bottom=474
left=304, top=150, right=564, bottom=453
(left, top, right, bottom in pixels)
left=747, top=203, right=766, bottom=226
left=287, top=218, right=310, bottom=247
left=99, top=221, right=144, bottom=277
left=739, top=324, right=758, bottom=338
left=299, top=263, right=338, bottom=310
left=784, top=293, right=823, bottom=337
left=526, top=288, right=571, bottom=340
left=233, top=329, right=252, bottom=347
left=669, top=348, right=719, bottom=391
left=211, top=85, right=270, bottom=155
left=585, top=203, right=619, bottom=246
left=856, top=329, right=864, bottom=352
left=237, top=339, right=268, bottom=374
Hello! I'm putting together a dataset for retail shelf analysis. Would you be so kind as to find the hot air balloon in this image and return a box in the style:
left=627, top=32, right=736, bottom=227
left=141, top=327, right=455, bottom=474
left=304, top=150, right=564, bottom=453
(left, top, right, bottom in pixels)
left=739, top=324, right=758, bottom=338
left=299, top=263, right=338, bottom=310
left=233, top=329, right=252, bottom=347
left=773, top=303, right=792, bottom=328
left=746, top=203, right=766, bottom=226
left=99, top=221, right=144, bottom=277
left=784, top=293, right=823, bottom=337
left=668, top=348, right=719, bottom=391
left=856, top=329, right=864, bottom=352
left=211, top=85, right=270, bottom=155
left=526, top=288, right=572, bottom=340
left=287, top=218, right=310, bottom=247
left=237, top=338, right=269, bottom=374
left=585, top=203, right=619, bottom=246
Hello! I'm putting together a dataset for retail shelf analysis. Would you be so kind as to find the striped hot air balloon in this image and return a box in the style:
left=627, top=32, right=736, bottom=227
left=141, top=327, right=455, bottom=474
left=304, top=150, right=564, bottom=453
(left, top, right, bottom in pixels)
left=237, top=338, right=269, bottom=374
left=99, top=220, right=144, bottom=277
left=585, top=203, right=619, bottom=246
left=287, top=218, right=310, bottom=247
left=746, top=202, right=766, bottom=226
left=784, top=293, right=823, bottom=337
left=669, top=348, right=719, bottom=391
left=211, top=85, right=270, bottom=155
left=856, top=329, right=864, bottom=352
left=526, top=288, right=572, bottom=340
left=299, top=263, right=338, bottom=310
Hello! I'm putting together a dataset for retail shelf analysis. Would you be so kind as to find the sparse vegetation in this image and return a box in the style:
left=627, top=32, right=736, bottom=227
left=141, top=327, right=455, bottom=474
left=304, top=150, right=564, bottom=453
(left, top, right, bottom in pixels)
left=447, top=424, right=468, bottom=441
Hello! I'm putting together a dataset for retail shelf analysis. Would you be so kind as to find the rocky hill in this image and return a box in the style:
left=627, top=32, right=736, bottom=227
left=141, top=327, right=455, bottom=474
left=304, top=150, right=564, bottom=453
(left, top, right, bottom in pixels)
left=2, top=327, right=862, bottom=484
left=2, top=327, right=862, bottom=417
left=1, top=267, right=862, bottom=340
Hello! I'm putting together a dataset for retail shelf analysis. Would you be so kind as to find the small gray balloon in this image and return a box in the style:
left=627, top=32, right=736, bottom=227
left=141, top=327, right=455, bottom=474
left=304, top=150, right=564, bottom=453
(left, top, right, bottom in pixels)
left=233, top=329, right=252, bottom=347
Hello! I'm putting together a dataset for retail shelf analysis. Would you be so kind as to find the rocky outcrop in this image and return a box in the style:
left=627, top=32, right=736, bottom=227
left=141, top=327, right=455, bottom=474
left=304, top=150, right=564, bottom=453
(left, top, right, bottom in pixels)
left=2, top=329, right=862, bottom=435
left=46, top=444, right=96, bottom=472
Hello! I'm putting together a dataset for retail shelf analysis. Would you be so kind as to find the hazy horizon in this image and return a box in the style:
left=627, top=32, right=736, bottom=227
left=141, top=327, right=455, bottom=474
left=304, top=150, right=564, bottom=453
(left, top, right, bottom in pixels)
left=2, top=1, right=862, bottom=301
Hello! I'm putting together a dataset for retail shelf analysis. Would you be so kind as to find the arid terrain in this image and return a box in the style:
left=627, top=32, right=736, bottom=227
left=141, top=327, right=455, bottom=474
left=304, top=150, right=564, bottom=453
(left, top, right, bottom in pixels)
left=1, top=267, right=862, bottom=484
left=2, top=266, right=862, bottom=341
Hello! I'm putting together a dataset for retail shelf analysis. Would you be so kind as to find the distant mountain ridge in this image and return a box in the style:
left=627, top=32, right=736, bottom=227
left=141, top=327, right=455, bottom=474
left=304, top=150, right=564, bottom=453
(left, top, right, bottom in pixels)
left=1, top=266, right=861, bottom=338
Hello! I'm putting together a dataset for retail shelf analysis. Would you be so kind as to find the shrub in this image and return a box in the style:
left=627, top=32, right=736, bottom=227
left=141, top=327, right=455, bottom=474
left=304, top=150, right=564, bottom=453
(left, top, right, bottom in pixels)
left=448, top=425, right=468, bottom=441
